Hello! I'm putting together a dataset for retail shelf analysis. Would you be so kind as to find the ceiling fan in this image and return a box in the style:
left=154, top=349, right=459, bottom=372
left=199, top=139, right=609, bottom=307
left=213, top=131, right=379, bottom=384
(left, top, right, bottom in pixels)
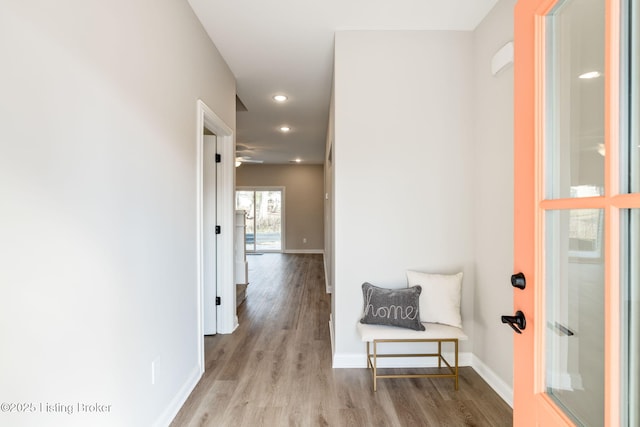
left=235, top=156, right=263, bottom=167
left=235, top=142, right=265, bottom=166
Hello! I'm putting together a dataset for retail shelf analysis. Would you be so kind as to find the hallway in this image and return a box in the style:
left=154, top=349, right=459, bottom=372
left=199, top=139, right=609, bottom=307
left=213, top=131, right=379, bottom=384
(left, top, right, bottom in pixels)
left=170, top=254, right=512, bottom=426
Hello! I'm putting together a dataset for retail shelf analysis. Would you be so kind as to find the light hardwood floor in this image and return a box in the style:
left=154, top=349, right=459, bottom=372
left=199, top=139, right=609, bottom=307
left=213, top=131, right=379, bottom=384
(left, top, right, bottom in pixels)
left=170, top=253, right=513, bottom=426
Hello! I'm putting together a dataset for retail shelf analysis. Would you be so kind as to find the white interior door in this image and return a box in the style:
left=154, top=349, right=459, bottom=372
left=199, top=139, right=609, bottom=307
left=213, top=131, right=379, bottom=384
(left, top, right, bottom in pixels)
left=203, top=134, right=217, bottom=335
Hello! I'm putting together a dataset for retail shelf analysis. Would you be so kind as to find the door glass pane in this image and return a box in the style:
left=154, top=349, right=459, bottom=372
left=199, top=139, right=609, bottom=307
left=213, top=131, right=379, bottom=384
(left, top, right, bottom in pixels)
left=545, top=0, right=605, bottom=199
left=235, top=190, right=255, bottom=251
left=545, top=209, right=604, bottom=426
left=623, top=209, right=640, bottom=426
left=623, top=4, right=640, bottom=424
left=630, top=2, right=640, bottom=192
left=255, top=190, right=282, bottom=251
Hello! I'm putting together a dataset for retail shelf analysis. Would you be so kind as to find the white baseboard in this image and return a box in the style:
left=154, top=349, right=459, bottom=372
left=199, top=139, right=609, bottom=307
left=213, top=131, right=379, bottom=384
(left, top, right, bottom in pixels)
left=333, top=352, right=472, bottom=369
left=332, top=353, right=365, bottom=368
left=323, top=257, right=332, bottom=294
left=153, top=365, right=202, bottom=427
left=283, top=249, right=324, bottom=254
left=329, top=317, right=334, bottom=355
left=471, top=354, right=513, bottom=407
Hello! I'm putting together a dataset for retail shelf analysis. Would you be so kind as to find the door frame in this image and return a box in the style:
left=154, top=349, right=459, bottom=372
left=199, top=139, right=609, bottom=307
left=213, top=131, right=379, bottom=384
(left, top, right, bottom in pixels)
left=196, top=100, right=237, bottom=370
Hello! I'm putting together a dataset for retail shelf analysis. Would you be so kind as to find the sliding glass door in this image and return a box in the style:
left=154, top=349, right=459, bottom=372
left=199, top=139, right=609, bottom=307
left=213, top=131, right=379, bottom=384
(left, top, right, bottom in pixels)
left=235, top=188, right=284, bottom=252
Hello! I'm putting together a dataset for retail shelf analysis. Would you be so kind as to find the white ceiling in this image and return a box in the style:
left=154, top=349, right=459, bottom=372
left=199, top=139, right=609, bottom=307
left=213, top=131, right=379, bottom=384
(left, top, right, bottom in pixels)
left=188, top=0, right=499, bottom=164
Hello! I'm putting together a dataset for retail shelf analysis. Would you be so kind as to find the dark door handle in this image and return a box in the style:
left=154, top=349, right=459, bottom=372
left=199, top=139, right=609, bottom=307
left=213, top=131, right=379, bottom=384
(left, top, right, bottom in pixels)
left=501, top=310, right=526, bottom=334
left=511, top=272, right=526, bottom=289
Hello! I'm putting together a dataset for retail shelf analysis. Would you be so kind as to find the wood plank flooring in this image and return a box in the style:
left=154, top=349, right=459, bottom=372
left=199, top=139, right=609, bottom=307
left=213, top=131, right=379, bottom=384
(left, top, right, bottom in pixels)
left=170, top=253, right=513, bottom=426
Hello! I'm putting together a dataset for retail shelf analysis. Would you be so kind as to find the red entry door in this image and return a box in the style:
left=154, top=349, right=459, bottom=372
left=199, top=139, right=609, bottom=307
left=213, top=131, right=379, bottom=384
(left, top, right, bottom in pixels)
left=513, top=0, right=640, bottom=425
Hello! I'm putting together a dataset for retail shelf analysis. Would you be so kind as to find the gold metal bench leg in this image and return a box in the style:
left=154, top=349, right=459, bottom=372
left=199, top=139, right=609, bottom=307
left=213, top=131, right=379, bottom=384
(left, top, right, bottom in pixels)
left=454, top=339, right=459, bottom=391
left=366, top=342, right=371, bottom=369
left=373, top=341, right=378, bottom=392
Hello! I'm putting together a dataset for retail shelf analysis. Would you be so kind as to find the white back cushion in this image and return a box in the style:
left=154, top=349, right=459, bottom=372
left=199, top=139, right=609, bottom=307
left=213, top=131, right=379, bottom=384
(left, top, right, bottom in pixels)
left=406, top=270, right=463, bottom=328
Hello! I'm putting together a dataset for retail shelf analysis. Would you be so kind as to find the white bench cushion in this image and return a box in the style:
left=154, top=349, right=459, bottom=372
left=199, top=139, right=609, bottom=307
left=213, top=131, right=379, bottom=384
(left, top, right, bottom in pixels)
left=357, top=321, right=467, bottom=342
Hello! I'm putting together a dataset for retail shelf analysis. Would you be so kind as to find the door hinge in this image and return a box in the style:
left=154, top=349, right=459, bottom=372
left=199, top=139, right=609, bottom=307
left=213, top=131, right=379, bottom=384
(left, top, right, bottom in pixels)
left=215, top=225, right=221, bottom=234
left=216, top=296, right=221, bottom=306
left=215, top=153, right=221, bottom=163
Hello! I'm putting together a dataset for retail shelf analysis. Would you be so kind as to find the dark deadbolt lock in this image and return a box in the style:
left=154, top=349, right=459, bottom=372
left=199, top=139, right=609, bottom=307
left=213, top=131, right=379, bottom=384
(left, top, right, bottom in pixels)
left=511, top=272, right=526, bottom=290
left=501, top=311, right=526, bottom=334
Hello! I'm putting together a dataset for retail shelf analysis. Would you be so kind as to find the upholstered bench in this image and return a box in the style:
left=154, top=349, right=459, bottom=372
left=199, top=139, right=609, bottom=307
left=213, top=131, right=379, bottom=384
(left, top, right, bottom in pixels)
left=357, top=321, right=468, bottom=392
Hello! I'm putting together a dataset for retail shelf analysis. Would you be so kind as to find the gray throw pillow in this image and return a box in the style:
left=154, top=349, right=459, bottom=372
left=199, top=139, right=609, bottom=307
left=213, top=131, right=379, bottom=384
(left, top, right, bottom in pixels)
left=360, top=282, right=425, bottom=331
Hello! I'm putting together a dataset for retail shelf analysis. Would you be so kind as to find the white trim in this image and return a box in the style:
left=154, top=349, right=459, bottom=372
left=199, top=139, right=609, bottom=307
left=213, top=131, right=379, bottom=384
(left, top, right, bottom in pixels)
left=283, top=249, right=324, bottom=254
left=324, top=255, right=332, bottom=294
left=471, top=354, right=514, bottom=407
left=332, top=353, right=367, bottom=368
left=152, top=365, right=201, bottom=427
left=332, top=351, right=473, bottom=369
left=196, top=100, right=237, bottom=376
left=491, top=41, right=514, bottom=76
left=329, top=316, right=334, bottom=356
left=196, top=105, right=205, bottom=371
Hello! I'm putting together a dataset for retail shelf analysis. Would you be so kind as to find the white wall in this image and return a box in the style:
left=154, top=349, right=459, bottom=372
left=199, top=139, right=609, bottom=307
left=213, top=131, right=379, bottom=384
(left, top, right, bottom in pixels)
left=325, top=87, right=335, bottom=295
left=331, top=14, right=517, bottom=403
left=332, top=31, right=476, bottom=365
left=472, top=0, right=516, bottom=404
left=0, top=1, right=235, bottom=426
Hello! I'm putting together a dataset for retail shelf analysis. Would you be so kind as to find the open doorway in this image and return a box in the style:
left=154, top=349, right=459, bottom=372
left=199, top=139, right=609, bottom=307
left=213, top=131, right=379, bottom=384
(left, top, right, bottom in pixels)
left=195, top=100, right=236, bottom=373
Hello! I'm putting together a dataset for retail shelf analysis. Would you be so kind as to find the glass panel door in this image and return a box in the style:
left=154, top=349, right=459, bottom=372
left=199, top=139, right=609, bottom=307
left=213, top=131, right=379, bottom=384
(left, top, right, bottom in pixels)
left=254, top=190, right=282, bottom=251
left=235, top=190, right=256, bottom=251
left=235, top=188, right=283, bottom=252
left=512, top=0, right=636, bottom=424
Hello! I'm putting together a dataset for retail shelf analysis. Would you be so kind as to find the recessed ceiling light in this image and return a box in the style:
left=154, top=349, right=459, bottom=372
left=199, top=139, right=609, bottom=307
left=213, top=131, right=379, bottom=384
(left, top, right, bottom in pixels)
left=579, top=71, right=601, bottom=79
left=295, top=158, right=302, bottom=163
left=273, top=95, right=288, bottom=102
left=280, top=126, right=291, bottom=132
